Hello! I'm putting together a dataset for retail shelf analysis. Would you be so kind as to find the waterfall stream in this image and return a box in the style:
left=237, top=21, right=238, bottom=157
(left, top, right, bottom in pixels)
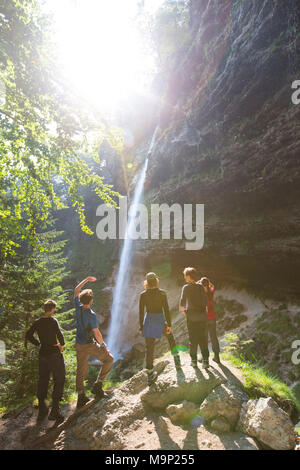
left=107, top=126, right=159, bottom=358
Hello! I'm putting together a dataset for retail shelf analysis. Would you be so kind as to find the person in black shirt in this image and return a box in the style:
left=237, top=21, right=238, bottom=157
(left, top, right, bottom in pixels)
left=139, top=272, right=181, bottom=383
left=25, top=299, right=65, bottom=422
left=179, top=267, right=209, bottom=368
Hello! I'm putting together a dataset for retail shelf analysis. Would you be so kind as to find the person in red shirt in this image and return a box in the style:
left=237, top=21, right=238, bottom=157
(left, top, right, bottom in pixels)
left=199, top=277, right=221, bottom=364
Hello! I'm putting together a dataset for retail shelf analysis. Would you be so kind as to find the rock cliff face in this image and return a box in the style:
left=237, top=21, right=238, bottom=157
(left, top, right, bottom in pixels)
left=141, top=0, right=300, bottom=297
left=103, top=0, right=300, bottom=390
left=76, top=0, right=300, bottom=400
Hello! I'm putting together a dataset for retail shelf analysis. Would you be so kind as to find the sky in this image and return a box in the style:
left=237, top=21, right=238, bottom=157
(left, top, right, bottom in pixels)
left=43, top=0, right=165, bottom=114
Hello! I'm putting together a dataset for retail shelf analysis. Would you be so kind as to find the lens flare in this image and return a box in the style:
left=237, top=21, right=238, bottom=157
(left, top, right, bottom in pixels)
left=171, top=345, right=188, bottom=355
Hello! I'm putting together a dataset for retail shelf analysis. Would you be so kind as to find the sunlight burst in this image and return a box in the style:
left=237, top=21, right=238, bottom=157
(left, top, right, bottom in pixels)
left=46, top=0, right=164, bottom=113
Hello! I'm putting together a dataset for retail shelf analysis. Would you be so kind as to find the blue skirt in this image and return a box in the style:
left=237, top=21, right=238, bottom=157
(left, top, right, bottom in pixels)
left=142, top=313, right=165, bottom=339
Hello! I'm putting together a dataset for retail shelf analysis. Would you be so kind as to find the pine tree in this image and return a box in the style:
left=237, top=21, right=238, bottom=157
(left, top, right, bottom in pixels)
left=0, top=223, right=69, bottom=404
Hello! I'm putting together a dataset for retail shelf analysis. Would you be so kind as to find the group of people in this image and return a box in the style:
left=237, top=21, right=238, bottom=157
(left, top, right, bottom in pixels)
left=139, top=267, right=220, bottom=384
left=26, top=276, right=114, bottom=422
left=25, top=267, right=220, bottom=423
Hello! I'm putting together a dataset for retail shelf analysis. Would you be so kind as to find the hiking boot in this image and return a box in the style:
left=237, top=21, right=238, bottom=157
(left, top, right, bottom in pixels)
left=147, top=369, right=158, bottom=385
left=202, top=359, right=210, bottom=369
left=48, top=406, right=64, bottom=424
left=91, top=382, right=105, bottom=400
left=37, top=402, right=49, bottom=421
left=76, top=393, right=91, bottom=409
left=174, top=354, right=181, bottom=369
left=213, top=354, right=221, bottom=364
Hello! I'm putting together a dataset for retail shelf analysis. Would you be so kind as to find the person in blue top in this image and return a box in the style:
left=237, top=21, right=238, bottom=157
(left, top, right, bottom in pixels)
left=74, top=276, right=114, bottom=409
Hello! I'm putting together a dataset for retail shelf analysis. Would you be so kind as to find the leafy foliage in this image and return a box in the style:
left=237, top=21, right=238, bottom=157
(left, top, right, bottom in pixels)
left=0, top=0, right=120, bottom=259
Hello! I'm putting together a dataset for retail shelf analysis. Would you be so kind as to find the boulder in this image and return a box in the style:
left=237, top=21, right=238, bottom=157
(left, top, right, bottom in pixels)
left=141, top=357, right=225, bottom=410
left=166, top=401, right=199, bottom=424
left=238, top=397, right=297, bottom=450
left=210, top=416, right=231, bottom=433
left=199, top=383, right=248, bottom=429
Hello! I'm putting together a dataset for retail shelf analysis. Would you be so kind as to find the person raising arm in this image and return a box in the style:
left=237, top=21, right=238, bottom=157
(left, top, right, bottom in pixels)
left=74, top=276, right=105, bottom=345
left=74, top=276, right=114, bottom=408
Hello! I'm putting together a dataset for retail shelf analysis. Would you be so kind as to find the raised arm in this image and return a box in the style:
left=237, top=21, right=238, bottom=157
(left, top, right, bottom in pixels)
left=74, top=276, right=97, bottom=298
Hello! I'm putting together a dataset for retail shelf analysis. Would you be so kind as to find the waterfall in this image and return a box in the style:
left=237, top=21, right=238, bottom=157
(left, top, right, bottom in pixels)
left=107, top=126, right=159, bottom=358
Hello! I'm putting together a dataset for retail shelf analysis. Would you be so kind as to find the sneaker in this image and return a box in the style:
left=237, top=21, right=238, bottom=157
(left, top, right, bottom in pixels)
left=48, top=406, right=64, bottom=424
left=202, top=359, right=210, bottom=369
left=76, top=393, right=91, bottom=409
left=91, top=382, right=105, bottom=400
left=213, top=354, right=221, bottom=364
left=37, top=403, right=49, bottom=421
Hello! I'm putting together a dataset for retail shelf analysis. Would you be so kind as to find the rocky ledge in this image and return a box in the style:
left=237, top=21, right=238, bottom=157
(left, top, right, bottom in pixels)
left=53, top=353, right=297, bottom=451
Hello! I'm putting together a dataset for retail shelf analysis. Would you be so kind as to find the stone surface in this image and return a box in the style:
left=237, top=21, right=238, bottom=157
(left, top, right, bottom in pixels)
left=199, top=383, right=248, bottom=429
left=157, top=416, right=170, bottom=433
left=22, top=354, right=287, bottom=451
left=210, top=416, right=231, bottom=433
left=143, top=0, right=300, bottom=300
left=60, top=354, right=226, bottom=449
left=238, top=397, right=297, bottom=450
left=140, top=358, right=225, bottom=410
left=166, top=401, right=199, bottom=424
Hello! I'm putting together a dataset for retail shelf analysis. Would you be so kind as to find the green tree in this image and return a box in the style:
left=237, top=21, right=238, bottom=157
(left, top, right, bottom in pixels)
left=0, top=0, right=120, bottom=259
left=0, top=223, right=70, bottom=404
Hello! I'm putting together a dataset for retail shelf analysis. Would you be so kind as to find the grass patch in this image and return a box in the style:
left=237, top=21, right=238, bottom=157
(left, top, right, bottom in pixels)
left=222, top=351, right=299, bottom=406
left=221, top=333, right=300, bottom=411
